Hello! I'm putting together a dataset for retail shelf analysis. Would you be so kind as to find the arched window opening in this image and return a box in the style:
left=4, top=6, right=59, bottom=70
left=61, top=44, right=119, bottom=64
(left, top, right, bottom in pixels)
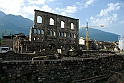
left=71, top=23, right=74, bottom=29
left=48, top=43, right=55, bottom=50
left=38, top=37, right=40, bottom=40
left=72, top=33, right=74, bottom=38
left=50, top=18, right=54, bottom=25
left=37, top=16, right=42, bottom=23
left=36, top=46, right=40, bottom=51
left=69, top=33, right=72, bottom=38
left=70, top=33, right=72, bottom=38
left=73, top=40, right=76, bottom=43
left=74, top=34, right=76, bottom=38
left=64, top=32, right=66, bottom=37
left=34, top=29, right=37, bottom=34
left=41, top=38, right=44, bottom=42
left=53, top=31, right=56, bottom=36
left=61, top=21, right=64, bottom=28
left=48, top=30, right=50, bottom=35
left=34, top=37, right=36, bottom=40
left=61, top=32, right=64, bottom=37
left=41, top=30, right=44, bottom=35
left=58, top=32, right=61, bottom=36
left=38, top=29, right=41, bottom=34
left=50, top=30, right=53, bottom=36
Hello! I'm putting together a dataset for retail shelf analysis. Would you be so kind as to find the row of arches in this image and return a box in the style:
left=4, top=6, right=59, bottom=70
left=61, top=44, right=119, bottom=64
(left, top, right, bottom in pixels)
left=37, top=16, right=75, bottom=29
left=48, top=29, right=56, bottom=36
left=33, top=28, right=76, bottom=38
left=34, top=29, right=44, bottom=35
left=58, top=31, right=76, bottom=38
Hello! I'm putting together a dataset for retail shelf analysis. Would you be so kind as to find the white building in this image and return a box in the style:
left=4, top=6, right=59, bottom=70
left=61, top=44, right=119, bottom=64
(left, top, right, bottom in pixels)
left=119, top=36, right=124, bottom=50
left=79, top=37, right=85, bottom=45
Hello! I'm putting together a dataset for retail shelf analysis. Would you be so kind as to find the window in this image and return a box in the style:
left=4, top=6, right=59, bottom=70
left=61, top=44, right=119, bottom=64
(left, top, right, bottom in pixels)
left=64, top=32, right=66, bottom=37
left=69, top=33, right=72, bottom=38
left=37, top=16, right=42, bottom=23
left=53, top=31, right=56, bottom=36
left=48, top=30, right=50, bottom=35
left=48, top=44, right=55, bottom=49
left=34, top=29, right=37, bottom=34
left=71, top=33, right=74, bottom=38
left=61, top=21, right=64, bottom=28
left=50, top=30, right=53, bottom=36
left=38, top=29, right=41, bottom=34
left=61, top=32, right=64, bottom=36
left=58, top=32, right=61, bottom=36
left=50, top=18, right=54, bottom=25
left=71, top=23, right=74, bottom=29
left=74, top=34, right=76, bottom=38
left=41, top=30, right=44, bottom=35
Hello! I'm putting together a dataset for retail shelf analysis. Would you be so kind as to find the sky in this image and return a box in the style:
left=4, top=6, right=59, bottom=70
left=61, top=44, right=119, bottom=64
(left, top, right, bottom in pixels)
left=0, top=0, right=124, bottom=35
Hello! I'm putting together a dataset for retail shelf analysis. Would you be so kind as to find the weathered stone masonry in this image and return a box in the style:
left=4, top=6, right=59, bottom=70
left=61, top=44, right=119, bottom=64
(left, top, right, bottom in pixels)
left=29, top=10, right=79, bottom=54
left=0, top=54, right=123, bottom=83
left=0, top=51, right=124, bottom=83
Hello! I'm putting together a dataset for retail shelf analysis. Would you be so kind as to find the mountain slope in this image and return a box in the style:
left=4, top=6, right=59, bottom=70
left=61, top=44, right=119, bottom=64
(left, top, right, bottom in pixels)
left=1, top=14, right=33, bottom=28
left=0, top=11, right=6, bottom=19
left=79, top=28, right=119, bottom=41
left=0, top=14, right=33, bottom=37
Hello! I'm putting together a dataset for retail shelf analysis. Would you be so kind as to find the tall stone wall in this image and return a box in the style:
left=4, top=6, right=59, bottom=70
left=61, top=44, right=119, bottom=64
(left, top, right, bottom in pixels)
left=0, top=55, right=123, bottom=83
left=29, top=10, right=79, bottom=55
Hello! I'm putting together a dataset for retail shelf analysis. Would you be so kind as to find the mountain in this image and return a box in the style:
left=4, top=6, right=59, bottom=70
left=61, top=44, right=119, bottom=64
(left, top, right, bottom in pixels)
left=0, top=12, right=33, bottom=37
left=79, top=28, right=119, bottom=41
left=0, top=11, right=119, bottom=41
left=0, top=11, right=6, bottom=19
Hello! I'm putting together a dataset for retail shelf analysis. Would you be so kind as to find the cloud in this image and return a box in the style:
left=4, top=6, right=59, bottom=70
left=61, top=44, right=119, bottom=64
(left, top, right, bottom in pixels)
left=0, top=0, right=56, bottom=19
left=90, top=14, right=118, bottom=26
left=49, top=0, right=55, bottom=1
left=56, top=0, right=95, bottom=16
left=76, top=0, right=96, bottom=9
left=119, top=21, right=124, bottom=24
left=22, top=5, right=55, bottom=20
left=0, top=0, right=96, bottom=20
left=0, top=0, right=24, bottom=15
left=27, top=0, right=54, bottom=5
left=55, top=5, right=77, bottom=16
left=27, top=0, right=46, bottom=5
left=84, top=0, right=96, bottom=8
left=89, top=3, right=122, bottom=27
left=64, top=6, right=77, bottom=13
left=41, top=5, right=54, bottom=13
left=97, top=3, right=121, bottom=17
left=61, top=12, right=67, bottom=16
left=23, top=5, right=40, bottom=14
left=22, top=5, right=41, bottom=19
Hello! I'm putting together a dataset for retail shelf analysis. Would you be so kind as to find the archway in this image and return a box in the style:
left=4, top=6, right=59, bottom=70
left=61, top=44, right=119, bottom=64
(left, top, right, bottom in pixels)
left=48, top=43, right=56, bottom=50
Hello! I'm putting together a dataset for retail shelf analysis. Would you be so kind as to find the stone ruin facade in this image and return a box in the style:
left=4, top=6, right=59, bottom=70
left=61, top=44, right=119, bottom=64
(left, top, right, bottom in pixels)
left=28, top=10, right=79, bottom=54
left=1, top=10, right=79, bottom=55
